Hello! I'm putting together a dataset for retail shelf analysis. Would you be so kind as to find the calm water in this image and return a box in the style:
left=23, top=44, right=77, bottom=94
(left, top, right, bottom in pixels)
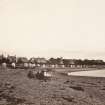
left=68, top=69, right=105, bottom=77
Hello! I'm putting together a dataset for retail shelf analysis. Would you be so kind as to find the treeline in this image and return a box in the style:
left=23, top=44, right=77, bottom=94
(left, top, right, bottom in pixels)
left=72, top=59, right=105, bottom=65
left=49, top=58, right=105, bottom=65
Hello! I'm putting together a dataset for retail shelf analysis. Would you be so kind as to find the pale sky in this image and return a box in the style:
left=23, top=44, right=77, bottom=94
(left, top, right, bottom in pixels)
left=0, top=0, right=105, bottom=60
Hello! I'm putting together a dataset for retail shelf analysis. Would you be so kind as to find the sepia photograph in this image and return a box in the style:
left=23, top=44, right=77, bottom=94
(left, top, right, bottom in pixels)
left=0, top=0, right=105, bottom=105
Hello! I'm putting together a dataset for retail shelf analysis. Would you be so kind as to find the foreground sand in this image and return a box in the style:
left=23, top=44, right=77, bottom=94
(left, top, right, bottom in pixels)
left=0, top=69, right=105, bottom=105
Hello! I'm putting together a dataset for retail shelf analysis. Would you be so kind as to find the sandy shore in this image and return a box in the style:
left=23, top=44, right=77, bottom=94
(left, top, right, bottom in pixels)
left=0, top=69, right=105, bottom=105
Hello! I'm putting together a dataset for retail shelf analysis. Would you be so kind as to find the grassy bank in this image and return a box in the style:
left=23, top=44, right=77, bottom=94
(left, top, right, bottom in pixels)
left=0, top=68, right=105, bottom=105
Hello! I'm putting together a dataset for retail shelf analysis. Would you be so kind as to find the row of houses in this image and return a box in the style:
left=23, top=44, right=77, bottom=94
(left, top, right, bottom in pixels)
left=0, top=55, right=76, bottom=68
left=0, top=54, right=105, bottom=69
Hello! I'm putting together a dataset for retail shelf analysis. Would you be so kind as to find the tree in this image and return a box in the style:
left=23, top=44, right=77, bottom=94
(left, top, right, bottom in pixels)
left=49, top=58, right=57, bottom=64
left=63, top=59, right=70, bottom=67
